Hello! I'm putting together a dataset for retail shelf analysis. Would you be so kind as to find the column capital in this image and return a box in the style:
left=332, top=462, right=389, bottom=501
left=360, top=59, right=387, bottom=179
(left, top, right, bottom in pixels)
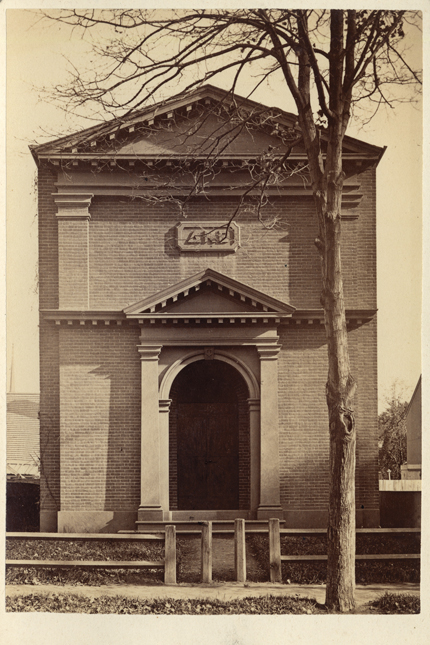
left=247, top=398, right=260, bottom=412
left=138, top=345, right=162, bottom=361
left=256, top=344, right=281, bottom=360
left=159, top=399, right=172, bottom=413
left=54, top=192, right=93, bottom=220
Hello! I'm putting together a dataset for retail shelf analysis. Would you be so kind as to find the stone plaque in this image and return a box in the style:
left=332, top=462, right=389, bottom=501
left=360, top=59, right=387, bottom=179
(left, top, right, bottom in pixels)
left=176, top=221, right=240, bottom=252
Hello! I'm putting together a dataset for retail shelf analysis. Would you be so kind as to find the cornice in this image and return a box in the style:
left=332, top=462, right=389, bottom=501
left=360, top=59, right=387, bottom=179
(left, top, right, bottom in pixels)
left=41, top=307, right=376, bottom=326
left=287, top=309, right=377, bottom=325
left=50, top=168, right=365, bottom=212
left=53, top=192, right=93, bottom=220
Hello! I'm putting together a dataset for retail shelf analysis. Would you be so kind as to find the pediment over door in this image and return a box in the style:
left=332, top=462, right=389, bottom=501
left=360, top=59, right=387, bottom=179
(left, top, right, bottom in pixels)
left=123, top=268, right=295, bottom=322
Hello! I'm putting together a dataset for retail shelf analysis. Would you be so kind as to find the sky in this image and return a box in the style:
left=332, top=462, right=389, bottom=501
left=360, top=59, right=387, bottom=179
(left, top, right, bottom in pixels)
left=4, top=7, right=425, bottom=411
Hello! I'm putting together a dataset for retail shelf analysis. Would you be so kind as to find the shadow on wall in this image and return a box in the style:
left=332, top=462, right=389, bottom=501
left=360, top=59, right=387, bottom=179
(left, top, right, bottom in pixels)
left=60, top=325, right=142, bottom=516
left=87, top=327, right=142, bottom=512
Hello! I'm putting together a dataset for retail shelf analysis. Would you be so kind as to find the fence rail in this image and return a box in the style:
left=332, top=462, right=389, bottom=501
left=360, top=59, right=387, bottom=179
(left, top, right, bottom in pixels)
left=269, top=518, right=420, bottom=583
left=6, top=522, right=420, bottom=586
left=6, top=532, right=163, bottom=540
left=6, top=527, right=176, bottom=584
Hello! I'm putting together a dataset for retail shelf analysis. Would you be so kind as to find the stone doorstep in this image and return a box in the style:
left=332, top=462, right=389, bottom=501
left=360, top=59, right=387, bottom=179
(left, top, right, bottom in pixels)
left=133, top=519, right=286, bottom=533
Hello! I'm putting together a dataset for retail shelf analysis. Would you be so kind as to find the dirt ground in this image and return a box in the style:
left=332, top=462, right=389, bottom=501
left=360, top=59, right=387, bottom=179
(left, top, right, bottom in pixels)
left=5, top=581, right=420, bottom=614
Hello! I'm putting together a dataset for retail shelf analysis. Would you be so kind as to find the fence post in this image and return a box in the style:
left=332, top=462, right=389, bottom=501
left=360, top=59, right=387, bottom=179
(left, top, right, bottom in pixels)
left=234, top=518, right=246, bottom=583
left=269, top=518, right=282, bottom=583
left=164, top=524, right=176, bottom=584
left=201, top=521, right=212, bottom=583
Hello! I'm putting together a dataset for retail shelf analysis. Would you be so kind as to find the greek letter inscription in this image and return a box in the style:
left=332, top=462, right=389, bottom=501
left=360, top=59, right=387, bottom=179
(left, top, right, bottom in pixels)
left=176, top=221, right=240, bottom=253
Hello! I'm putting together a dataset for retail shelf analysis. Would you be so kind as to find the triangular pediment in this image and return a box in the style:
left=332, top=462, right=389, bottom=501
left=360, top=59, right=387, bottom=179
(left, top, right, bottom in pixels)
left=31, top=84, right=384, bottom=164
left=123, top=268, right=295, bottom=320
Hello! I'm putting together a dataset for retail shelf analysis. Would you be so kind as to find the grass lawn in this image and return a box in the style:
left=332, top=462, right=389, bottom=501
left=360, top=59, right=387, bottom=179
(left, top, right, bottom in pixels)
left=6, top=538, right=165, bottom=586
left=247, top=533, right=420, bottom=584
left=6, top=591, right=419, bottom=614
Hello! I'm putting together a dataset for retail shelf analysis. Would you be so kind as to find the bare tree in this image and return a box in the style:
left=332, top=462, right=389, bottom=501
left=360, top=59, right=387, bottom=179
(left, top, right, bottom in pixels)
left=39, top=9, right=421, bottom=612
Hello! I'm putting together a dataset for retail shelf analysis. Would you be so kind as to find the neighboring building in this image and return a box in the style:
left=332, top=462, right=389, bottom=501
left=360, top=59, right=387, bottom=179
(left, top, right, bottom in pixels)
left=31, top=85, right=383, bottom=533
left=401, top=376, right=422, bottom=480
left=6, top=393, right=40, bottom=531
left=380, top=378, right=422, bottom=527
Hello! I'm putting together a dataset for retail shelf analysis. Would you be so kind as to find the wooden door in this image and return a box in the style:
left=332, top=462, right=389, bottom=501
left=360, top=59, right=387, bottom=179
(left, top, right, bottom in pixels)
left=177, top=403, right=239, bottom=510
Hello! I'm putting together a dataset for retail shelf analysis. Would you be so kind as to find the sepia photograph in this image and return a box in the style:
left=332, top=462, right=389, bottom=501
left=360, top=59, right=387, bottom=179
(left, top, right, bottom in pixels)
left=3, top=3, right=426, bottom=642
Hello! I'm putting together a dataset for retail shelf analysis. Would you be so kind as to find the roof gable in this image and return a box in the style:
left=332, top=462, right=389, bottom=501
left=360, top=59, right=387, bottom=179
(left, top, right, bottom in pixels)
left=123, top=268, right=295, bottom=320
left=108, top=111, right=299, bottom=159
left=31, top=84, right=384, bottom=163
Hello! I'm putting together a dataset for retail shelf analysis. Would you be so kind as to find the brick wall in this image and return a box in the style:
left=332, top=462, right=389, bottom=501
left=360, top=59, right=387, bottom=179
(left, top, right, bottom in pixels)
left=59, top=324, right=141, bottom=512
left=37, top=158, right=378, bottom=525
left=86, top=188, right=373, bottom=311
left=58, top=219, right=89, bottom=309
left=39, top=322, right=60, bottom=514
left=278, top=324, right=330, bottom=512
left=278, top=317, right=379, bottom=516
left=38, top=164, right=60, bottom=523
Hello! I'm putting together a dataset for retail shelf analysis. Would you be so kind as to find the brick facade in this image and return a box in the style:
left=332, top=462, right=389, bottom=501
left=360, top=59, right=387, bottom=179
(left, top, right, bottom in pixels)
left=34, top=86, right=381, bottom=531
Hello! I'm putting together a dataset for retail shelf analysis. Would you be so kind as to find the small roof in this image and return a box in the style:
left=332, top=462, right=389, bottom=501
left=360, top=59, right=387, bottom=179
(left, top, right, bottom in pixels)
left=7, top=393, right=40, bottom=479
left=124, top=268, right=295, bottom=319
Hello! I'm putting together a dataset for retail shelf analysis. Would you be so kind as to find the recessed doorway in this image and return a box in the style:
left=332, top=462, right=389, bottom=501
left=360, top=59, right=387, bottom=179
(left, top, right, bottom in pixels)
left=169, top=359, right=249, bottom=511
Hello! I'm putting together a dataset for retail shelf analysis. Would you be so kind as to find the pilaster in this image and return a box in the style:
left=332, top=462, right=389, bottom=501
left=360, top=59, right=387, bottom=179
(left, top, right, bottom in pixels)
left=248, top=398, right=261, bottom=515
left=138, top=344, right=163, bottom=520
left=159, top=399, right=172, bottom=517
left=54, top=193, right=93, bottom=309
left=256, top=344, right=283, bottom=519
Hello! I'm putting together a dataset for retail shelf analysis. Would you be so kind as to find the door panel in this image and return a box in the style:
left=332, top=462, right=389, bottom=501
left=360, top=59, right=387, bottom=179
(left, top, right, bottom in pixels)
left=177, top=403, right=239, bottom=510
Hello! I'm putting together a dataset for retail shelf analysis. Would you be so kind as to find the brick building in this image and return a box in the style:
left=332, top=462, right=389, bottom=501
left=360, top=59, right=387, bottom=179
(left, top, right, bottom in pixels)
left=31, top=85, right=383, bottom=533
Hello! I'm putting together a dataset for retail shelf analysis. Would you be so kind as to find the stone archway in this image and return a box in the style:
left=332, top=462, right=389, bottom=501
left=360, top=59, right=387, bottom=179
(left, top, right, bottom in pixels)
left=159, top=350, right=260, bottom=401
left=169, top=359, right=249, bottom=511
left=138, top=340, right=282, bottom=521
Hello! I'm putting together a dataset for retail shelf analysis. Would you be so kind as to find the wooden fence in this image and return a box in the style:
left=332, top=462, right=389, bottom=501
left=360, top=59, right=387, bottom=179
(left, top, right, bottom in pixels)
left=268, top=518, right=421, bottom=583
left=6, top=520, right=420, bottom=585
left=6, top=527, right=177, bottom=584
left=200, top=519, right=246, bottom=583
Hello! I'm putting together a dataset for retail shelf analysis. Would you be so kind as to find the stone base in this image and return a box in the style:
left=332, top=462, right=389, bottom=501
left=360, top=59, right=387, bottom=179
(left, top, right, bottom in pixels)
left=40, top=510, right=58, bottom=533
left=257, top=506, right=284, bottom=520
left=57, top=511, right=137, bottom=533
left=171, top=510, right=251, bottom=521
left=137, top=507, right=164, bottom=521
left=46, top=507, right=381, bottom=532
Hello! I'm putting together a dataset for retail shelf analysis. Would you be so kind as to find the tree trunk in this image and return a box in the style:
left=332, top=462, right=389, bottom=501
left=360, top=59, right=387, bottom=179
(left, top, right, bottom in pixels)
left=298, top=98, right=356, bottom=611
left=314, top=142, right=356, bottom=611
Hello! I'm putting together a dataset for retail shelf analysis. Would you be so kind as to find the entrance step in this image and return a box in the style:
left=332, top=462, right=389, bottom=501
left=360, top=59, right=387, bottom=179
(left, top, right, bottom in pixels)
left=178, top=533, right=264, bottom=582
left=134, top=519, right=285, bottom=533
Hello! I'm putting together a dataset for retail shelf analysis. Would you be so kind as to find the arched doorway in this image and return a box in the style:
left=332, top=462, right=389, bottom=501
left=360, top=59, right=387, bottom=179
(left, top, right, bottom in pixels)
left=169, top=359, right=250, bottom=511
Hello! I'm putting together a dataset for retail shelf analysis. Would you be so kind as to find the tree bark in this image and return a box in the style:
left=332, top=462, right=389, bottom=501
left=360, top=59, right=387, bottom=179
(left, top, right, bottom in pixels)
left=314, top=143, right=357, bottom=613
left=293, top=10, right=357, bottom=611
